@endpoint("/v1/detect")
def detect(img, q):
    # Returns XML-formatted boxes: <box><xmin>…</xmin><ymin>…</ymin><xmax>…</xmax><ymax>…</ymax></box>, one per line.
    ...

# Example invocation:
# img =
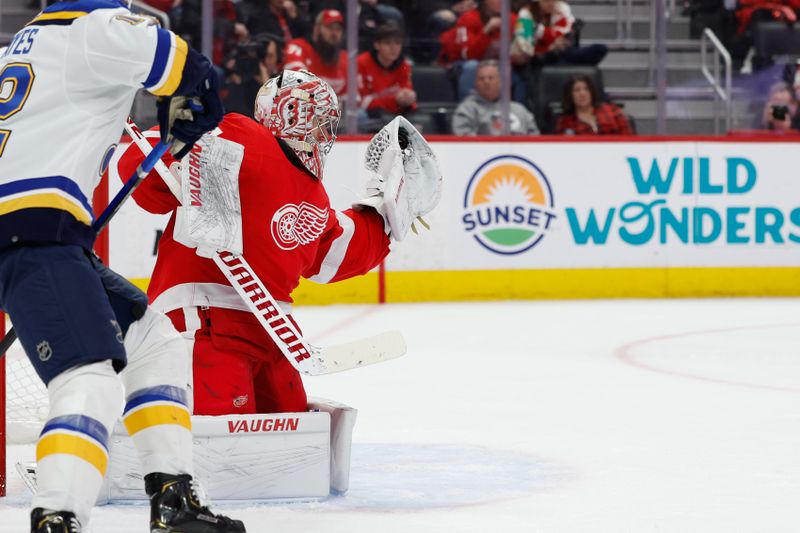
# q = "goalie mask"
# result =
<box><xmin>254</xmin><ymin>70</ymin><xmax>340</xmax><ymax>179</ymax></box>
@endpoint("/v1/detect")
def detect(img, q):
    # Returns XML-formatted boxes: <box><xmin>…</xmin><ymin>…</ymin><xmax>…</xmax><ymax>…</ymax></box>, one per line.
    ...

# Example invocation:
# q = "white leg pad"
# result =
<box><xmin>119</xmin><ymin>308</ymin><xmax>193</xmax><ymax>476</ymax></box>
<box><xmin>308</xmin><ymin>397</ymin><xmax>357</xmax><ymax>494</ymax></box>
<box><xmin>98</xmin><ymin>397</ymin><xmax>357</xmax><ymax>503</ymax></box>
<box><xmin>33</xmin><ymin>360</ymin><xmax>122</xmax><ymax>527</ymax></box>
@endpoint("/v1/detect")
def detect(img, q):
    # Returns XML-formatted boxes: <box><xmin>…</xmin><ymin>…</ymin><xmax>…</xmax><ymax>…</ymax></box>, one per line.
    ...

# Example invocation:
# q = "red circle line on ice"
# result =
<box><xmin>615</xmin><ymin>322</ymin><xmax>800</xmax><ymax>394</ymax></box>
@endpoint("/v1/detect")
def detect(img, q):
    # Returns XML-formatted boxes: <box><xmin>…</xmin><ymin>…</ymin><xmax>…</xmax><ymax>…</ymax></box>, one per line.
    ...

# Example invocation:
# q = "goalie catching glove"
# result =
<box><xmin>357</xmin><ymin>116</ymin><xmax>442</xmax><ymax>241</ymax></box>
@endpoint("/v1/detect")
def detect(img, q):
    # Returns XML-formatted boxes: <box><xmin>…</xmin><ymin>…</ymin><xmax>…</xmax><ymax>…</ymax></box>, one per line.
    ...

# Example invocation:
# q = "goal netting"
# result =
<box><xmin>4</xmin><ymin>342</ymin><xmax>49</xmax><ymax>444</ymax></box>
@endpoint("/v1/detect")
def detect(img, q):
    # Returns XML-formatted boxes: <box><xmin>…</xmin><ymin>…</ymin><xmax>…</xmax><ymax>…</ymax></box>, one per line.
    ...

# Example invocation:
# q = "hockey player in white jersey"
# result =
<box><xmin>0</xmin><ymin>1</ymin><xmax>245</xmax><ymax>532</ymax></box>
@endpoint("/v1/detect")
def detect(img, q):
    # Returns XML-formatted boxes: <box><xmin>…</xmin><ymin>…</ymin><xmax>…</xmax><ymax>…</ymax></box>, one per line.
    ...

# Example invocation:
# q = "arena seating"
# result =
<box><xmin>754</xmin><ymin>20</ymin><xmax>800</xmax><ymax>63</ymax></box>
<box><xmin>411</xmin><ymin>64</ymin><xmax>458</xmax><ymax>134</ymax></box>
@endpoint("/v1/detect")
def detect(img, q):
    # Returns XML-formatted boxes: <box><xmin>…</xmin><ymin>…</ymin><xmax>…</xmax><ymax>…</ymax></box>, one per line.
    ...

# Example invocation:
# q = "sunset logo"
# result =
<box><xmin>462</xmin><ymin>155</ymin><xmax>557</xmax><ymax>255</ymax></box>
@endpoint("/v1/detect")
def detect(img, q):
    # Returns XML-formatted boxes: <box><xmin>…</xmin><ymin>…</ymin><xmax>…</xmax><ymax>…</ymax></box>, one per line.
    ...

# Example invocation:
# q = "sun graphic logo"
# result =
<box><xmin>462</xmin><ymin>155</ymin><xmax>557</xmax><ymax>255</ymax></box>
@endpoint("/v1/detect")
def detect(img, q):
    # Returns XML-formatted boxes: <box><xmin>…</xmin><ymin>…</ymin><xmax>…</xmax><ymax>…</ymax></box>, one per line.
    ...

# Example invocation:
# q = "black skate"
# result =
<box><xmin>145</xmin><ymin>473</ymin><xmax>246</xmax><ymax>533</ymax></box>
<box><xmin>30</xmin><ymin>509</ymin><xmax>81</xmax><ymax>532</ymax></box>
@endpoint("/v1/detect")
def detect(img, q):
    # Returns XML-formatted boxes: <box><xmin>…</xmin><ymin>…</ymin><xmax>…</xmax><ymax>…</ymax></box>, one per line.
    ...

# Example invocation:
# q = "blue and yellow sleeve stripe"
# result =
<box><xmin>26</xmin><ymin>11</ymin><xmax>88</xmax><ymax>27</ymax></box>
<box><xmin>143</xmin><ymin>28</ymin><xmax>188</xmax><ymax>97</ymax></box>
<box><xmin>0</xmin><ymin>176</ymin><xmax>94</xmax><ymax>225</ymax></box>
<box><xmin>37</xmin><ymin>415</ymin><xmax>110</xmax><ymax>475</ymax></box>
<box><xmin>123</xmin><ymin>385</ymin><xmax>192</xmax><ymax>436</ymax></box>
<box><xmin>26</xmin><ymin>0</ymin><xmax>129</xmax><ymax>26</ymax></box>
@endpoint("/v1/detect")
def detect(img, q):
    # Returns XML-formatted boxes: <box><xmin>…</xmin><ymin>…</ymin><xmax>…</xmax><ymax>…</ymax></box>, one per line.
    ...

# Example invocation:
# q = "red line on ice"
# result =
<box><xmin>614</xmin><ymin>322</ymin><xmax>800</xmax><ymax>394</ymax></box>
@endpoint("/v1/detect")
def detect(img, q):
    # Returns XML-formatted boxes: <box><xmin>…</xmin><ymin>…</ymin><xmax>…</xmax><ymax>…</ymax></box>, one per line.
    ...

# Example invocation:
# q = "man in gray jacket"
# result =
<box><xmin>452</xmin><ymin>60</ymin><xmax>540</xmax><ymax>136</ymax></box>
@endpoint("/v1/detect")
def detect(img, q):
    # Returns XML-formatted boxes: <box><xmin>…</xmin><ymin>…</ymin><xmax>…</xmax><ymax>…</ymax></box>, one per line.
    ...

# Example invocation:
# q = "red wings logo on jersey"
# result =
<box><xmin>270</xmin><ymin>202</ymin><xmax>329</xmax><ymax>250</ymax></box>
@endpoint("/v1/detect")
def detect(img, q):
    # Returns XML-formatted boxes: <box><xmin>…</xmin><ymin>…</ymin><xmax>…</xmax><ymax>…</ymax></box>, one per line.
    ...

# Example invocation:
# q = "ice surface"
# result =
<box><xmin>2</xmin><ymin>299</ymin><xmax>799</xmax><ymax>532</ymax></box>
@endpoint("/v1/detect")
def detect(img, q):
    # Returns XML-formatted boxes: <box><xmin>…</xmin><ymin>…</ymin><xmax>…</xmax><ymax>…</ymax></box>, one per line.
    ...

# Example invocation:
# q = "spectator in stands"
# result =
<box><xmin>761</xmin><ymin>81</ymin><xmax>800</xmax><ymax>131</ymax></box>
<box><xmin>555</xmin><ymin>75</ymin><xmax>633</xmax><ymax>134</ymax></box>
<box><xmin>363</xmin><ymin>0</ymin><xmax>406</xmax><ymax>26</ymax></box>
<box><xmin>284</xmin><ymin>9</ymin><xmax>348</xmax><ymax>95</ymax></box>
<box><xmin>306</xmin><ymin>0</ymin><xmax>405</xmax><ymax>50</ymax></box>
<box><xmin>356</xmin><ymin>0</ymin><xmax>395</xmax><ymax>52</ymax></box>
<box><xmin>440</xmin><ymin>0</ymin><xmax>520</xmax><ymax>100</ymax></box>
<box><xmin>410</xmin><ymin>1</ymin><xmax>477</xmax><ymax>62</ymax></box>
<box><xmin>238</xmin><ymin>0</ymin><xmax>309</xmax><ymax>45</ymax></box>
<box><xmin>518</xmin><ymin>0</ymin><xmax>607</xmax><ymax>66</ymax></box>
<box><xmin>424</xmin><ymin>0</ymin><xmax>478</xmax><ymax>28</ymax></box>
<box><xmin>357</xmin><ymin>23</ymin><xmax>417</xmax><ymax>129</ymax></box>
<box><xmin>452</xmin><ymin>60</ymin><xmax>540</xmax><ymax>135</ymax></box>
<box><xmin>224</xmin><ymin>33</ymin><xmax>284</xmax><ymax>115</ymax></box>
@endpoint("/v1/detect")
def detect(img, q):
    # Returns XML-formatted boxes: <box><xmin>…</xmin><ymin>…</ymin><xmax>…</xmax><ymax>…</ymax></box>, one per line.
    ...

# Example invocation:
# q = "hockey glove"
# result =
<box><xmin>157</xmin><ymin>66</ymin><xmax>224</xmax><ymax>160</ymax></box>
<box><xmin>356</xmin><ymin>116</ymin><xmax>442</xmax><ymax>241</ymax></box>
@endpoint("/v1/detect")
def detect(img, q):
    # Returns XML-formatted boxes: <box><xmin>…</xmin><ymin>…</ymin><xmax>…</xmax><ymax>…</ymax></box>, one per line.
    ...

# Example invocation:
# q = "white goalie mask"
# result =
<box><xmin>254</xmin><ymin>70</ymin><xmax>340</xmax><ymax>179</ymax></box>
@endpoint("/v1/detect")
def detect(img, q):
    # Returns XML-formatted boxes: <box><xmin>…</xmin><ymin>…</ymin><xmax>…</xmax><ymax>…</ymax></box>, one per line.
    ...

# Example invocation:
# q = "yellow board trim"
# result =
<box><xmin>37</xmin><ymin>433</ymin><xmax>108</xmax><ymax>475</ymax></box>
<box><xmin>124</xmin><ymin>404</ymin><xmax>192</xmax><ymax>436</ymax></box>
<box><xmin>126</xmin><ymin>267</ymin><xmax>800</xmax><ymax>305</ymax></box>
<box><xmin>0</xmin><ymin>193</ymin><xmax>91</xmax><ymax>224</ymax></box>
<box><xmin>151</xmin><ymin>36</ymin><xmax>188</xmax><ymax>96</ymax></box>
<box><xmin>383</xmin><ymin>267</ymin><xmax>800</xmax><ymax>301</ymax></box>
<box><xmin>128</xmin><ymin>273</ymin><xmax>380</xmax><ymax>304</ymax></box>
<box><xmin>28</xmin><ymin>11</ymin><xmax>87</xmax><ymax>24</ymax></box>
<box><xmin>130</xmin><ymin>277</ymin><xmax>149</xmax><ymax>292</ymax></box>
<box><xmin>292</xmin><ymin>273</ymin><xmax>380</xmax><ymax>304</ymax></box>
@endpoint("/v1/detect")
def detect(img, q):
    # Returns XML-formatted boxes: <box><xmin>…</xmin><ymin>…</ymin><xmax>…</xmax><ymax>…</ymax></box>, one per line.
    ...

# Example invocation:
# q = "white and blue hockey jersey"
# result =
<box><xmin>0</xmin><ymin>0</ymin><xmax>195</xmax><ymax>250</ymax></box>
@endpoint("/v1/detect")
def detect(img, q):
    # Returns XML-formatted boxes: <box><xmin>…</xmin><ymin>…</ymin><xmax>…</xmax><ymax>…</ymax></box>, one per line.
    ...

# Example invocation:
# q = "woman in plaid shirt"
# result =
<box><xmin>555</xmin><ymin>75</ymin><xmax>633</xmax><ymax>135</ymax></box>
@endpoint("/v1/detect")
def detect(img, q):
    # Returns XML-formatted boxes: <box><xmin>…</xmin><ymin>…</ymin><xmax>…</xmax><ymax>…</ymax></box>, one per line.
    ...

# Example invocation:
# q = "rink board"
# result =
<box><xmin>107</xmin><ymin>136</ymin><xmax>800</xmax><ymax>301</ymax></box>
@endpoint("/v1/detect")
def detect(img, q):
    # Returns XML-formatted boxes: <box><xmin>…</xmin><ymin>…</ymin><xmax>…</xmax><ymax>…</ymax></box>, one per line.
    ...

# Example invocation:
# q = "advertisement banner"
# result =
<box><xmin>106</xmin><ymin>138</ymin><xmax>800</xmax><ymax>299</ymax></box>
<box><xmin>381</xmin><ymin>140</ymin><xmax>800</xmax><ymax>271</ymax></box>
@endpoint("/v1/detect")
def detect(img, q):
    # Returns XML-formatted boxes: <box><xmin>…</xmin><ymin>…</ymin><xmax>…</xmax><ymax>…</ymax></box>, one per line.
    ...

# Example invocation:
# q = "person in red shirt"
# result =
<box><xmin>115</xmin><ymin>71</ymin><xmax>394</xmax><ymax>415</ymax></box>
<box><xmin>439</xmin><ymin>0</ymin><xmax>522</xmax><ymax>101</ymax></box>
<box><xmin>284</xmin><ymin>9</ymin><xmax>348</xmax><ymax>95</ymax></box>
<box><xmin>450</xmin><ymin>0</ymin><xmax>517</xmax><ymax>62</ymax></box>
<box><xmin>554</xmin><ymin>75</ymin><xmax>633</xmax><ymax>135</ymax></box>
<box><xmin>525</xmin><ymin>0</ymin><xmax>606</xmax><ymax>66</ymax></box>
<box><xmin>357</xmin><ymin>23</ymin><xmax>417</xmax><ymax>129</ymax></box>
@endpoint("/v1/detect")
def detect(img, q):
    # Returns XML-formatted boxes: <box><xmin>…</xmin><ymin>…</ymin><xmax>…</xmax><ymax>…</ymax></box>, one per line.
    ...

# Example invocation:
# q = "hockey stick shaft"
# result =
<box><xmin>0</xmin><ymin>140</ymin><xmax>170</xmax><ymax>357</ymax></box>
<box><xmin>93</xmin><ymin>141</ymin><xmax>171</xmax><ymax>233</ymax></box>
<box><xmin>123</xmin><ymin>118</ymin><xmax>406</xmax><ymax>375</ymax></box>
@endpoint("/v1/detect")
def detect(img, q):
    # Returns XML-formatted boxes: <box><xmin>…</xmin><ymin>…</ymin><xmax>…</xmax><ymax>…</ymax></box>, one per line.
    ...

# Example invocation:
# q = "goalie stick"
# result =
<box><xmin>123</xmin><ymin>118</ymin><xmax>406</xmax><ymax>376</ymax></box>
<box><xmin>0</xmin><ymin>141</ymin><xmax>170</xmax><ymax>357</ymax></box>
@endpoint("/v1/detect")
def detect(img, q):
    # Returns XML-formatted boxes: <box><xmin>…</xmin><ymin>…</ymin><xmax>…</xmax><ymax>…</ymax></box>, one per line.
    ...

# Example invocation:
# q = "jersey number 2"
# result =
<box><xmin>0</xmin><ymin>62</ymin><xmax>36</xmax><ymax>157</ymax></box>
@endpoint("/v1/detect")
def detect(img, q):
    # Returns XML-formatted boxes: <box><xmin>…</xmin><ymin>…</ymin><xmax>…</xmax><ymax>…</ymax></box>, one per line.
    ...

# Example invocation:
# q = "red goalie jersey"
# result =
<box><xmin>117</xmin><ymin>113</ymin><xmax>390</xmax><ymax>414</ymax></box>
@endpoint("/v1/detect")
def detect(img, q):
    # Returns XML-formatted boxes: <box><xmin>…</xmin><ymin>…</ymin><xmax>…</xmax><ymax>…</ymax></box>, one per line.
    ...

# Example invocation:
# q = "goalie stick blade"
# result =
<box><xmin>309</xmin><ymin>330</ymin><xmax>407</xmax><ymax>376</ymax></box>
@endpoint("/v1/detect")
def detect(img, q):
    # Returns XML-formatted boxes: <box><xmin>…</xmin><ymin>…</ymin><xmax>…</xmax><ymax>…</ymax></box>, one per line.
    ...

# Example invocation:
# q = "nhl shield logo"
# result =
<box><xmin>37</xmin><ymin>341</ymin><xmax>52</xmax><ymax>362</ymax></box>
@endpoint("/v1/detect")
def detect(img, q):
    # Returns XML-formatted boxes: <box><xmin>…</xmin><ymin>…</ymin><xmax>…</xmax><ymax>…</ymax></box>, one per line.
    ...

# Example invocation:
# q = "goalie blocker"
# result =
<box><xmin>94</xmin><ymin>398</ymin><xmax>356</xmax><ymax>502</ymax></box>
